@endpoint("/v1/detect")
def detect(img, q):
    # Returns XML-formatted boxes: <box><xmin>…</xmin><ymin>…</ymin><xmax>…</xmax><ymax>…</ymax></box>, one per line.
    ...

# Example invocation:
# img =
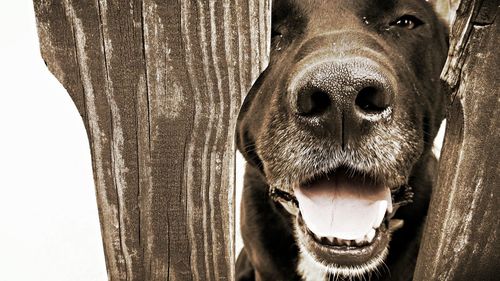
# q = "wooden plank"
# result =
<box><xmin>32</xmin><ymin>0</ymin><xmax>270</xmax><ymax>280</ymax></box>
<box><xmin>414</xmin><ymin>0</ymin><xmax>500</xmax><ymax>280</ymax></box>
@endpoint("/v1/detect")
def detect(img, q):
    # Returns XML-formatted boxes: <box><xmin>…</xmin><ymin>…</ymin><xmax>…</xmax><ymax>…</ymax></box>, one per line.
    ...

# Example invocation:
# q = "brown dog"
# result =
<box><xmin>236</xmin><ymin>0</ymin><xmax>449</xmax><ymax>280</ymax></box>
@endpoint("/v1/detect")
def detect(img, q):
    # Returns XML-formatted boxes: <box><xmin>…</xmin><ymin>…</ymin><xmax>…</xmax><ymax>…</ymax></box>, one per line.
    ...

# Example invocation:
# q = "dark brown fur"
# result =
<box><xmin>236</xmin><ymin>1</ymin><xmax>449</xmax><ymax>280</ymax></box>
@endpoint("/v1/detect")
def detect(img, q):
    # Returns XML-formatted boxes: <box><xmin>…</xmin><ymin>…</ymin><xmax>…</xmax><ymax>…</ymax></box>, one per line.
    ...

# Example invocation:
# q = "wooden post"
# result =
<box><xmin>33</xmin><ymin>0</ymin><xmax>270</xmax><ymax>280</ymax></box>
<box><xmin>414</xmin><ymin>0</ymin><xmax>499</xmax><ymax>280</ymax></box>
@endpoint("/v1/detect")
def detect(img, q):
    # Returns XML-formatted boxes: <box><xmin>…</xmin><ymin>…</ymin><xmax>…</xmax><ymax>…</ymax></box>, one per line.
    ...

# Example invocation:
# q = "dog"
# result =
<box><xmin>235</xmin><ymin>0</ymin><xmax>449</xmax><ymax>280</ymax></box>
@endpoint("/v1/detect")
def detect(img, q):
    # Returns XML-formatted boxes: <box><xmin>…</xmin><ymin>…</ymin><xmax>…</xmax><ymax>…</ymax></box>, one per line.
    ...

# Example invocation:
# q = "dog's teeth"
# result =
<box><xmin>373</xmin><ymin>201</ymin><xmax>387</xmax><ymax>228</ymax></box>
<box><xmin>327</xmin><ymin>237</ymin><xmax>335</xmax><ymax>243</ymax></box>
<box><xmin>345</xmin><ymin>240</ymin><xmax>351</xmax><ymax>246</ymax></box>
<box><xmin>366</xmin><ymin>228</ymin><xmax>376</xmax><ymax>242</ymax></box>
<box><xmin>355</xmin><ymin>238</ymin><xmax>365</xmax><ymax>245</ymax></box>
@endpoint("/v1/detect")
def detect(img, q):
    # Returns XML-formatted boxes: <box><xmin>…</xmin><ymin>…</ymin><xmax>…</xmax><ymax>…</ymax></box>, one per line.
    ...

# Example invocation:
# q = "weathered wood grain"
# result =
<box><xmin>414</xmin><ymin>0</ymin><xmax>500</xmax><ymax>280</ymax></box>
<box><xmin>33</xmin><ymin>0</ymin><xmax>270</xmax><ymax>280</ymax></box>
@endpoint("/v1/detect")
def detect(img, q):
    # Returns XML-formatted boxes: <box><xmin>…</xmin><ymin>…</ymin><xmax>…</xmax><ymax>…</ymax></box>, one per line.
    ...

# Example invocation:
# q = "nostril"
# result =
<box><xmin>296</xmin><ymin>88</ymin><xmax>331</xmax><ymax>116</ymax></box>
<box><xmin>355</xmin><ymin>86</ymin><xmax>389</xmax><ymax>114</ymax></box>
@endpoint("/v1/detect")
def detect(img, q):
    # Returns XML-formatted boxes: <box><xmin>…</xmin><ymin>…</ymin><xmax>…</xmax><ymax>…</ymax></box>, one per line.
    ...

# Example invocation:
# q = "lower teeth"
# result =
<box><xmin>314</xmin><ymin>231</ymin><xmax>375</xmax><ymax>247</ymax></box>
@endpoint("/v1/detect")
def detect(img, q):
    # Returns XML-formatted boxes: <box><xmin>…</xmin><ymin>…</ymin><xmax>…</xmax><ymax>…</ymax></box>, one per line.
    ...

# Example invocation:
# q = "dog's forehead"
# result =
<box><xmin>281</xmin><ymin>0</ymin><xmax>435</xmax><ymax>19</ymax></box>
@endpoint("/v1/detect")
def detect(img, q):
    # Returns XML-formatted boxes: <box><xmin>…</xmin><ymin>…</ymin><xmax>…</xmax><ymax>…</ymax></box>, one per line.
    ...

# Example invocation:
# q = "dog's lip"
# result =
<box><xmin>268</xmin><ymin>165</ymin><xmax>413</xmax><ymax>271</ymax></box>
<box><xmin>296</xmin><ymin>211</ymin><xmax>404</xmax><ymax>267</ymax></box>
<box><xmin>298</xmin><ymin>165</ymin><xmax>385</xmax><ymax>191</ymax></box>
<box><xmin>269</xmin><ymin>163</ymin><xmax>413</xmax><ymax>209</ymax></box>
<box><xmin>270</xmin><ymin>163</ymin><xmax>413</xmax><ymax>268</ymax></box>
<box><xmin>270</xmin><ymin>165</ymin><xmax>412</xmax><ymax>268</ymax></box>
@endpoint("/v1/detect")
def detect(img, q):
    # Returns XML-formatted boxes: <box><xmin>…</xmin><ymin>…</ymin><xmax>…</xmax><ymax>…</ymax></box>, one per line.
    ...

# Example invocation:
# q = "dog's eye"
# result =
<box><xmin>391</xmin><ymin>15</ymin><xmax>424</xmax><ymax>30</ymax></box>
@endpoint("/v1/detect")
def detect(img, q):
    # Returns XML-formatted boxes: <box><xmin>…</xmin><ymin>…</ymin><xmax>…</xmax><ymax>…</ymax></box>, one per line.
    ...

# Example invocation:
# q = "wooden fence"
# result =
<box><xmin>33</xmin><ymin>0</ymin><xmax>498</xmax><ymax>280</ymax></box>
<box><xmin>33</xmin><ymin>0</ymin><xmax>269</xmax><ymax>280</ymax></box>
<box><xmin>414</xmin><ymin>0</ymin><xmax>499</xmax><ymax>279</ymax></box>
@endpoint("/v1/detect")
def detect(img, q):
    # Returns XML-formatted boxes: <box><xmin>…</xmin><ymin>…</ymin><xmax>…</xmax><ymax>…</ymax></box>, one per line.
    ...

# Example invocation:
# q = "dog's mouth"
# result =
<box><xmin>271</xmin><ymin>166</ymin><xmax>413</xmax><ymax>275</ymax></box>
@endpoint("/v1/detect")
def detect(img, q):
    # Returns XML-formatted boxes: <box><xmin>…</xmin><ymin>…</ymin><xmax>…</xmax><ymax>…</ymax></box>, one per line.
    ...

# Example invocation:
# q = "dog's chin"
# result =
<box><xmin>294</xmin><ymin>215</ymin><xmax>393</xmax><ymax>279</ymax></box>
<box><xmin>297</xmin><ymin>235</ymin><xmax>389</xmax><ymax>281</ymax></box>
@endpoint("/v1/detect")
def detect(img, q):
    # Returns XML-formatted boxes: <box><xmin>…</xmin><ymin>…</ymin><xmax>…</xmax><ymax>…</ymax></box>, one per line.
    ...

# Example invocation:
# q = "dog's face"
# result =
<box><xmin>237</xmin><ymin>0</ymin><xmax>448</xmax><ymax>278</ymax></box>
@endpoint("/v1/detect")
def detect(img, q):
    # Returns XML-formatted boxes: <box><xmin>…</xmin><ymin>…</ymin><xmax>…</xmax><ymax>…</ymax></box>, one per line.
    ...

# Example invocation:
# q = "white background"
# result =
<box><xmin>0</xmin><ymin>1</ymin><xmax>107</xmax><ymax>280</ymax></box>
<box><xmin>0</xmin><ymin>1</ymin><xmax>444</xmax><ymax>281</ymax></box>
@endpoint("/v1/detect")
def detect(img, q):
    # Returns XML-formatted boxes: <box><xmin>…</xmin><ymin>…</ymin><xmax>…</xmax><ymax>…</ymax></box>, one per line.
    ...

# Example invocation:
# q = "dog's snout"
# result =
<box><xmin>290</xmin><ymin>58</ymin><xmax>394</xmax><ymax>126</ymax></box>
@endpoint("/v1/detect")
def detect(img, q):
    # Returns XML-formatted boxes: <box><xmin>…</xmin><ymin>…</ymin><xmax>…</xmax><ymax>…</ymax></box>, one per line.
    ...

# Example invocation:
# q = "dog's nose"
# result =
<box><xmin>290</xmin><ymin>59</ymin><xmax>394</xmax><ymax>124</ymax></box>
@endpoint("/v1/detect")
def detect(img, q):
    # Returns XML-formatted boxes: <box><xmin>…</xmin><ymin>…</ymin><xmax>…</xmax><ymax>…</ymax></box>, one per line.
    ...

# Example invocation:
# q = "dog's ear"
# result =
<box><xmin>427</xmin><ymin>0</ymin><xmax>454</xmax><ymax>27</ymax></box>
<box><xmin>236</xmin><ymin>67</ymin><xmax>270</xmax><ymax>172</ymax></box>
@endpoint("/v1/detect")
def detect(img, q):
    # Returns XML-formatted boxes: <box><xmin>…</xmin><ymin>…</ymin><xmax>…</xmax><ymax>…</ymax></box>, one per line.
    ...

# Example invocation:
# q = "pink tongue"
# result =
<box><xmin>295</xmin><ymin>179</ymin><xmax>392</xmax><ymax>240</ymax></box>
